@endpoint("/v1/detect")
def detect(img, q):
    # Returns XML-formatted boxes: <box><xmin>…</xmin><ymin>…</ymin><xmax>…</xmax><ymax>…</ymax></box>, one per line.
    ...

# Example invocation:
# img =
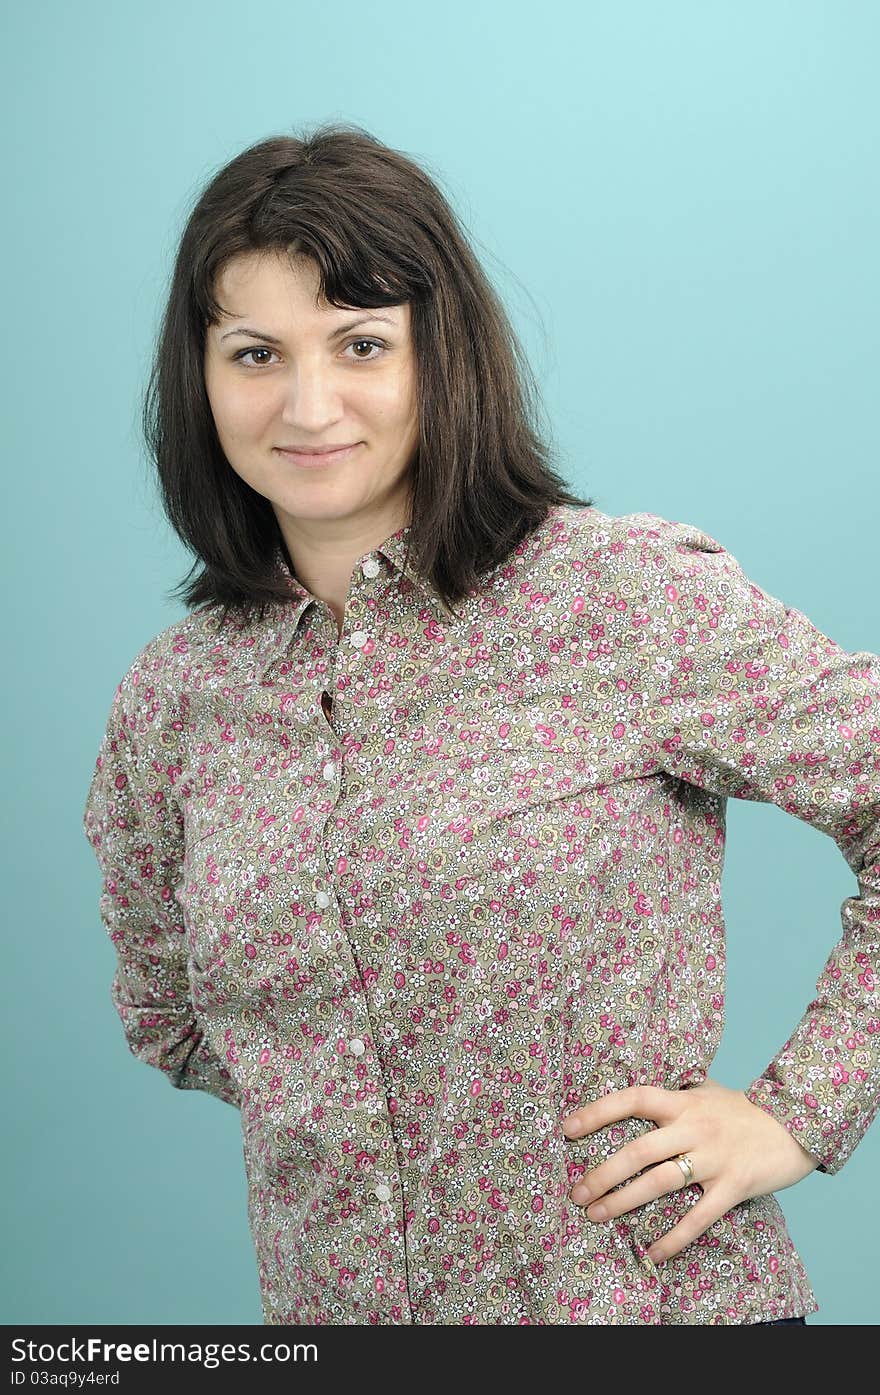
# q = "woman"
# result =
<box><xmin>82</xmin><ymin>122</ymin><xmax>878</xmax><ymax>1325</ymax></box>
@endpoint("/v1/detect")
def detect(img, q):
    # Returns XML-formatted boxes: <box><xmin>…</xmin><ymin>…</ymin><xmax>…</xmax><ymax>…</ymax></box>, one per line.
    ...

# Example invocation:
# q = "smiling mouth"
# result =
<box><xmin>275</xmin><ymin>443</ymin><xmax>362</xmax><ymax>466</ymax></box>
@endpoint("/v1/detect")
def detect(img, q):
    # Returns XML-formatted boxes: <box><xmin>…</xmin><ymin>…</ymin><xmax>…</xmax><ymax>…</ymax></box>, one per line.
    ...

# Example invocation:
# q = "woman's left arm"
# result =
<box><xmin>564</xmin><ymin>514</ymin><xmax>879</xmax><ymax>1256</ymax></box>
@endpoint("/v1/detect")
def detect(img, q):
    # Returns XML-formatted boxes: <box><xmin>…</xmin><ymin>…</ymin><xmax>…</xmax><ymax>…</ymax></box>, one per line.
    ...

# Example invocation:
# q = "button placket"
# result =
<box><xmin>324</xmin><ymin>554</ymin><xmax>399</xmax><ymax>1218</ymax></box>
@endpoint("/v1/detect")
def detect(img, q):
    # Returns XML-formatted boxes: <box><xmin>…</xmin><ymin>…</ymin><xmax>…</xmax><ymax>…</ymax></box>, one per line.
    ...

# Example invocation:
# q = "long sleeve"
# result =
<box><xmin>616</xmin><ymin>514</ymin><xmax>880</xmax><ymax>1176</ymax></box>
<box><xmin>82</xmin><ymin>656</ymin><xmax>241</xmax><ymax>1109</ymax></box>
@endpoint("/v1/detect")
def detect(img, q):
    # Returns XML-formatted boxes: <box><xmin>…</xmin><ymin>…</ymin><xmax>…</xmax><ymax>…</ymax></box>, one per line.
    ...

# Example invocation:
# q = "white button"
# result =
<box><xmin>349</xmin><ymin>1038</ymin><xmax>365</xmax><ymax>1056</ymax></box>
<box><xmin>362</xmin><ymin>557</ymin><xmax>380</xmax><ymax>578</ymax></box>
<box><xmin>373</xmin><ymin>1183</ymin><xmax>391</xmax><ymax>1202</ymax></box>
<box><xmin>315</xmin><ymin>890</ymin><xmax>331</xmax><ymax>908</ymax></box>
<box><xmin>322</xmin><ymin>762</ymin><xmax>336</xmax><ymax>781</ymax></box>
<box><xmin>350</xmin><ymin>630</ymin><xmax>368</xmax><ymax>648</ymax></box>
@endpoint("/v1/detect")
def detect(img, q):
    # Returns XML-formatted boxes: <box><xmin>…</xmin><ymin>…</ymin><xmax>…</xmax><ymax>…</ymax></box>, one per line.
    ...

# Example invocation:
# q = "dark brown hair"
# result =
<box><xmin>142</xmin><ymin>120</ymin><xmax>595</xmax><ymax>627</ymax></box>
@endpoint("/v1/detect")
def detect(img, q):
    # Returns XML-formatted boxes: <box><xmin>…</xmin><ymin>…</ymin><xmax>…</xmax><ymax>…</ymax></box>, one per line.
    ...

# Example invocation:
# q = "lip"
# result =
<box><xmin>275</xmin><ymin>443</ymin><xmax>361</xmax><ymax>467</ymax></box>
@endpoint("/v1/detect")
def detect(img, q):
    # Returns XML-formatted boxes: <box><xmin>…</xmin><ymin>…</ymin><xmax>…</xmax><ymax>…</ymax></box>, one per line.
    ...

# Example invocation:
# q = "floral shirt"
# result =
<box><xmin>82</xmin><ymin>503</ymin><xmax>880</xmax><ymax>1325</ymax></box>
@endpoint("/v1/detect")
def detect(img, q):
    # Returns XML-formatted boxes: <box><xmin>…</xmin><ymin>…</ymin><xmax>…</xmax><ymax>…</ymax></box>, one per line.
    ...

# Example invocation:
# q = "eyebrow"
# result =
<box><xmin>219</xmin><ymin>313</ymin><xmax>397</xmax><ymax>344</ymax></box>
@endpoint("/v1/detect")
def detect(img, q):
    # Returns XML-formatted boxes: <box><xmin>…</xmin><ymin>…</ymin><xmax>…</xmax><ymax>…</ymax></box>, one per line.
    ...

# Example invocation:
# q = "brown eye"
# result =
<box><xmin>233</xmin><ymin>347</ymin><xmax>279</xmax><ymax>368</ymax></box>
<box><xmin>345</xmin><ymin>338</ymin><xmax>386</xmax><ymax>361</ymax></box>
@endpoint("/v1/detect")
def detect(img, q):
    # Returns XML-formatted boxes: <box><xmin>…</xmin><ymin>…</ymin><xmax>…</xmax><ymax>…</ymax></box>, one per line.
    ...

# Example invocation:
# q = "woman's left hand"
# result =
<box><xmin>562</xmin><ymin>1077</ymin><xmax>819</xmax><ymax>1264</ymax></box>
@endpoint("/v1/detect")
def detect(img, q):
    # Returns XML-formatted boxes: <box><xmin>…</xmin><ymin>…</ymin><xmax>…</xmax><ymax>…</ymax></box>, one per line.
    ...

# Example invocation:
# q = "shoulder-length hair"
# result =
<box><xmin>143</xmin><ymin>120</ymin><xmax>595</xmax><ymax>627</ymax></box>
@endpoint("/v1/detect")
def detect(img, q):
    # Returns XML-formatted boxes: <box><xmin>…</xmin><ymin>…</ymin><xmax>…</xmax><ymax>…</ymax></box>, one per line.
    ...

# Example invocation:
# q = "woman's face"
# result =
<box><xmin>203</xmin><ymin>250</ymin><xmax>419</xmax><ymax>536</ymax></box>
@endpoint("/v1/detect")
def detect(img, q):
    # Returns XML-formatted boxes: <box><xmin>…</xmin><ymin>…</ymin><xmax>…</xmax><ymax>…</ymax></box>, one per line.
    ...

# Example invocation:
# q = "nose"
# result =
<box><xmin>279</xmin><ymin>357</ymin><xmax>346</xmax><ymax>434</ymax></box>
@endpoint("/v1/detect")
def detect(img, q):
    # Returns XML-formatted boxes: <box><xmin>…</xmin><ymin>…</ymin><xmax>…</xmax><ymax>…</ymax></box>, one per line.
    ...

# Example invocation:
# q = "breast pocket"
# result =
<box><xmin>177</xmin><ymin>802</ymin><xmax>298</xmax><ymax>973</ymax></box>
<box><xmin>481</xmin><ymin>742</ymin><xmax>595</xmax><ymax>810</ymax></box>
<box><xmin>447</xmin><ymin>737</ymin><xmax>603</xmax><ymax>838</ymax></box>
<box><xmin>182</xmin><ymin>781</ymin><xmax>294</xmax><ymax>869</ymax></box>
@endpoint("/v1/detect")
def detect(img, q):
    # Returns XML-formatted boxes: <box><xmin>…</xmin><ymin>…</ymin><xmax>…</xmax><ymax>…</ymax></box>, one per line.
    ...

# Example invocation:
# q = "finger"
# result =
<box><xmin>562</xmin><ymin>1083</ymin><xmax>680</xmax><ymax>1139</ymax></box>
<box><xmin>644</xmin><ymin>1191</ymin><xmax>731</xmax><ymax>1265</ymax></box>
<box><xmin>576</xmin><ymin>1155</ymin><xmax>698</xmax><ymax>1220</ymax></box>
<box><xmin>570</xmin><ymin>1127</ymin><xmax>694</xmax><ymax>1205</ymax></box>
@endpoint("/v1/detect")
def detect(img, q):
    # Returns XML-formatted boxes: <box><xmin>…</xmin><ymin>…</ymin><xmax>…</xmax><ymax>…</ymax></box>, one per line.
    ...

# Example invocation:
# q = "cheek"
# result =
<box><xmin>362</xmin><ymin>368</ymin><xmax>417</xmax><ymax>427</ymax></box>
<box><xmin>220</xmin><ymin>403</ymin><xmax>283</xmax><ymax>464</ymax></box>
<box><xmin>205</xmin><ymin>366</ymin><xmax>270</xmax><ymax>435</ymax></box>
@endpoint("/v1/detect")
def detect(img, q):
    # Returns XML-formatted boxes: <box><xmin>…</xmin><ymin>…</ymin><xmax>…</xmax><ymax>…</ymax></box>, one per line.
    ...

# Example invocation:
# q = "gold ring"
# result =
<box><xmin>674</xmin><ymin>1152</ymin><xmax>695</xmax><ymax>1186</ymax></box>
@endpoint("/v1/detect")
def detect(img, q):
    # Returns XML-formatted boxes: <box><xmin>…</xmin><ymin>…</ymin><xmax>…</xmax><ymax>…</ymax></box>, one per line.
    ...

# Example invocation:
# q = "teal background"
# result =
<box><xmin>3</xmin><ymin>0</ymin><xmax>877</xmax><ymax>1326</ymax></box>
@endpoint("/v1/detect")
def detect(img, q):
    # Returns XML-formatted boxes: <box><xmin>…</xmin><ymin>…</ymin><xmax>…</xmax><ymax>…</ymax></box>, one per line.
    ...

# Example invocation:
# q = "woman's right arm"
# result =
<box><xmin>82</xmin><ymin>660</ymin><xmax>241</xmax><ymax>1109</ymax></box>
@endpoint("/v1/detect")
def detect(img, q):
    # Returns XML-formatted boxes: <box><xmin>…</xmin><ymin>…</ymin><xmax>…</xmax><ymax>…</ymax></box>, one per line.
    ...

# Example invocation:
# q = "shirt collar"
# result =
<box><xmin>241</xmin><ymin>523</ymin><xmax>457</xmax><ymax>680</ymax></box>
